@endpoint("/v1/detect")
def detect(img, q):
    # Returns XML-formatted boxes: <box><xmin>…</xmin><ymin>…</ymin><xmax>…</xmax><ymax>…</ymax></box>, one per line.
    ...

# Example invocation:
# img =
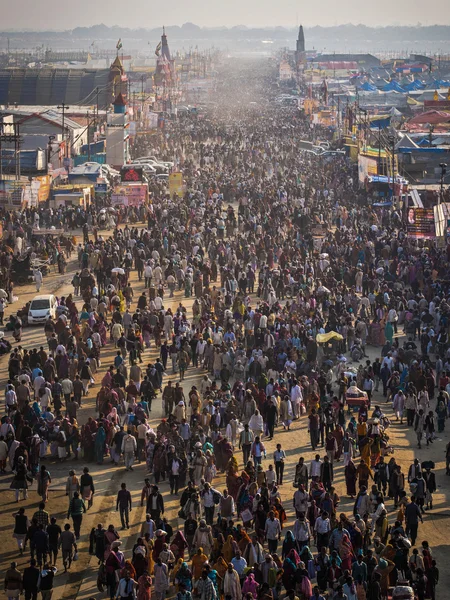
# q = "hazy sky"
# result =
<box><xmin>1</xmin><ymin>0</ymin><xmax>449</xmax><ymax>29</ymax></box>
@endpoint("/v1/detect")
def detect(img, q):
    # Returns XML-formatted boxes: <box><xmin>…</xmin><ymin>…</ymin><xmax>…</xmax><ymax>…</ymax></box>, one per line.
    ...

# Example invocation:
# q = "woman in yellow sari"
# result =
<box><xmin>212</xmin><ymin>556</ymin><xmax>228</xmax><ymax>579</ymax></box>
<box><xmin>222</xmin><ymin>535</ymin><xmax>238</xmax><ymax>563</ymax></box>
<box><xmin>171</xmin><ymin>558</ymin><xmax>183</xmax><ymax>585</ymax></box>
<box><xmin>237</xmin><ymin>528</ymin><xmax>251</xmax><ymax>554</ymax></box>
<box><xmin>143</xmin><ymin>533</ymin><xmax>155</xmax><ymax>575</ymax></box>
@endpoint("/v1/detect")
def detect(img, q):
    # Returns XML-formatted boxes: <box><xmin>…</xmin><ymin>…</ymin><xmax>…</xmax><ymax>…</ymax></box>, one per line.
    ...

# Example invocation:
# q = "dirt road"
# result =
<box><xmin>0</xmin><ymin>228</ymin><xmax>448</xmax><ymax>600</ymax></box>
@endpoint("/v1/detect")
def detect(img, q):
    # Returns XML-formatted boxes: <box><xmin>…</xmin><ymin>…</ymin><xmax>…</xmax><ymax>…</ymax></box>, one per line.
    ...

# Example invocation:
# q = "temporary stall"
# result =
<box><xmin>111</xmin><ymin>183</ymin><xmax>149</xmax><ymax>207</ymax></box>
<box><xmin>51</xmin><ymin>185</ymin><xmax>92</xmax><ymax>210</ymax></box>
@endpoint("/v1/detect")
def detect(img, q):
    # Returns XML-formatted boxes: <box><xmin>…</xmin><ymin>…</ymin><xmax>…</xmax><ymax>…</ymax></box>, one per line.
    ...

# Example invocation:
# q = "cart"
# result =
<box><xmin>388</xmin><ymin>584</ymin><xmax>414</xmax><ymax>600</ymax></box>
<box><xmin>345</xmin><ymin>385</ymin><xmax>369</xmax><ymax>411</ymax></box>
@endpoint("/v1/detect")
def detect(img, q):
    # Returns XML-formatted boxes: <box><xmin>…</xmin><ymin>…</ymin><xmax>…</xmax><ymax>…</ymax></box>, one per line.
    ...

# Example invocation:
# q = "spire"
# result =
<box><xmin>110</xmin><ymin>55</ymin><xmax>123</xmax><ymax>73</ymax></box>
<box><xmin>297</xmin><ymin>25</ymin><xmax>305</xmax><ymax>54</ymax></box>
<box><xmin>160</xmin><ymin>26</ymin><xmax>171</xmax><ymax>62</ymax></box>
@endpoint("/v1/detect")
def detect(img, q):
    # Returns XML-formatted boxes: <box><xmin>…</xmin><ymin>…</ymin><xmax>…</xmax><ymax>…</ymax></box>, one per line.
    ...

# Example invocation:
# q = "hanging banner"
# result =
<box><xmin>358</xmin><ymin>155</ymin><xmax>378</xmax><ymax>183</ymax></box>
<box><xmin>169</xmin><ymin>172</ymin><xmax>184</xmax><ymax>198</ymax></box>
<box><xmin>111</xmin><ymin>184</ymin><xmax>148</xmax><ymax>207</ymax></box>
<box><xmin>407</xmin><ymin>208</ymin><xmax>435</xmax><ymax>239</ymax></box>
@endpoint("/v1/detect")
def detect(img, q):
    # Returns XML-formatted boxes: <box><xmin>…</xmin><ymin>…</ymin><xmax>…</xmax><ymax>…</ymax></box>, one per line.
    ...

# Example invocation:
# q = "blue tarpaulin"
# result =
<box><xmin>359</xmin><ymin>82</ymin><xmax>377</xmax><ymax>92</ymax></box>
<box><xmin>370</xmin><ymin>117</ymin><xmax>391</xmax><ymax>129</ymax></box>
<box><xmin>382</xmin><ymin>81</ymin><xmax>406</xmax><ymax>92</ymax></box>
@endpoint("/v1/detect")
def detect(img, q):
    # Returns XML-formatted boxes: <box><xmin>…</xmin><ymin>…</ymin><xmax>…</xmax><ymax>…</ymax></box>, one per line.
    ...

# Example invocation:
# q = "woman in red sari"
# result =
<box><xmin>338</xmin><ymin>533</ymin><xmax>354</xmax><ymax>572</ymax></box>
<box><xmin>331</xmin><ymin>425</ymin><xmax>344</xmax><ymax>461</ymax></box>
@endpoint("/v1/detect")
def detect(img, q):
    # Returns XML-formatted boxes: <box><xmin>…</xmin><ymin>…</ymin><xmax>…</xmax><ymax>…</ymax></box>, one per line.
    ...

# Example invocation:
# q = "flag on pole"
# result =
<box><xmin>155</xmin><ymin>41</ymin><xmax>162</xmax><ymax>56</ymax></box>
<box><xmin>116</xmin><ymin>38</ymin><xmax>123</xmax><ymax>50</ymax></box>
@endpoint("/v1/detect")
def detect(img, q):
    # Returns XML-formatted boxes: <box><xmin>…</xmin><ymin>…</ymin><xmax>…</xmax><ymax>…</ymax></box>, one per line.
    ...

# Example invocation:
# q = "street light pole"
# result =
<box><xmin>439</xmin><ymin>162</ymin><xmax>447</xmax><ymax>204</ymax></box>
<box><xmin>57</xmin><ymin>103</ymin><xmax>70</xmax><ymax>158</ymax></box>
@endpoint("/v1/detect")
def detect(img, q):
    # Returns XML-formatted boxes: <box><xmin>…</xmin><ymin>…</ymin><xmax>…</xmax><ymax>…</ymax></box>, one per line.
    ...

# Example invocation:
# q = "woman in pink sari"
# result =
<box><xmin>98</xmin><ymin>319</ymin><xmax>107</xmax><ymax>346</ymax></box>
<box><xmin>338</xmin><ymin>533</ymin><xmax>354</xmax><ymax>572</ymax></box>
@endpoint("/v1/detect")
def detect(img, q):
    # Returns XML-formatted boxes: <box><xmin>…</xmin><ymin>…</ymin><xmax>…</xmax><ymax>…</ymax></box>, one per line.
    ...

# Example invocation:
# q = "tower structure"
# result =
<box><xmin>295</xmin><ymin>25</ymin><xmax>306</xmax><ymax>66</ymax></box>
<box><xmin>106</xmin><ymin>92</ymin><xmax>129</xmax><ymax>168</ymax></box>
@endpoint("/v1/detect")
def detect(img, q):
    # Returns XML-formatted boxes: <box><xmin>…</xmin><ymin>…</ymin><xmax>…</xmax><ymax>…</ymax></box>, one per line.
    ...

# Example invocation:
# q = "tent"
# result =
<box><xmin>359</xmin><ymin>81</ymin><xmax>377</xmax><ymax>92</ymax></box>
<box><xmin>383</xmin><ymin>81</ymin><xmax>406</xmax><ymax>93</ymax></box>
<box><xmin>396</xmin><ymin>134</ymin><xmax>419</xmax><ymax>149</ymax></box>
<box><xmin>408</xmin><ymin>109</ymin><xmax>450</xmax><ymax>125</ymax></box>
<box><xmin>404</xmin><ymin>80</ymin><xmax>425</xmax><ymax>92</ymax></box>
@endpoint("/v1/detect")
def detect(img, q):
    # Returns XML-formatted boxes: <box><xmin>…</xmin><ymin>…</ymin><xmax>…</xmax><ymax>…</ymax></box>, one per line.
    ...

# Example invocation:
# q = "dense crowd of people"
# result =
<box><xmin>2</xmin><ymin>59</ymin><xmax>449</xmax><ymax>600</ymax></box>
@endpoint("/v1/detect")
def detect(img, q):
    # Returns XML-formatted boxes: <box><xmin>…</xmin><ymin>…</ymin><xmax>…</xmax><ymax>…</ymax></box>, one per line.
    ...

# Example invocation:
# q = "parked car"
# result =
<box><xmin>28</xmin><ymin>295</ymin><xmax>58</xmax><ymax>325</ymax></box>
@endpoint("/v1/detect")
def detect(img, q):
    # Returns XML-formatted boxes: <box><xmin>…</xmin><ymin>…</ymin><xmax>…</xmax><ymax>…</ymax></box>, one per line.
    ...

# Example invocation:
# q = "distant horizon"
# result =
<box><xmin>1</xmin><ymin>22</ymin><xmax>450</xmax><ymax>33</ymax></box>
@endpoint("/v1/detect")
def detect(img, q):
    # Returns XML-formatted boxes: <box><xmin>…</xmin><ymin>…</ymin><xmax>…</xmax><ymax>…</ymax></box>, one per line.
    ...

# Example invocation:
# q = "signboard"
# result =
<box><xmin>0</xmin><ymin>181</ymin><xmax>24</xmax><ymax>207</ymax></box>
<box><xmin>120</xmin><ymin>166</ymin><xmax>143</xmax><ymax>182</ymax></box>
<box><xmin>36</xmin><ymin>175</ymin><xmax>51</xmax><ymax>202</ymax></box>
<box><xmin>169</xmin><ymin>172</ymin><xmax>184</xmax><ymax>198</ymax></box>
<box><xmin>407</xmin><ymin>208</ymin><xmax>435</xmax><ymax>239</ymax></box>
<box><xmin>95</xmin><ymin>183</ymin><xmax>108</xmax><ymax>193</ymax></box>
<box><xmin>111</xmin><ymin>184</ymin><xmax>148</xmax><ymax>207</ymax></box>
<box><xmin>358</xmin><ymin>155</ymin><xmax>378</xmax><ymax>183</ymax></box>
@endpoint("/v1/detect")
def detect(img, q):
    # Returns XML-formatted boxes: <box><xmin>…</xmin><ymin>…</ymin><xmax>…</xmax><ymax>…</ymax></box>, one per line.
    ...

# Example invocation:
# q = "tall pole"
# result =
<box><xmin>390</xmin><ymin>135</ymin><xmax>396</xmax><ymax>197</ymax></box>
<box><xmin>16</xmin><ymin>123</ymin><xmax>20</xmax><ymax>181</ymax></box>
<box><xmin>378</xmin><ymin>125</ymin><xmax>381</xmax><ymax>175</ymax></box>
<box><xmin>57</xmin><ymin>103</ymin><xmax>70</xmax><ymax>158</ymax></box>
<box><xmin>86</xmin><ymin>111</ymin><xmax>91</xmax><ymax>161</ymax></box>
<box><xmin>0</xmin><ymin>123</ymin><xmax>2</xmax><ymax>181</ymax></box>
<box><xmin>141</xmin><ymin>75</ymin><xmax>145</xmax><ymax>119</ymax></box>
<box><xmin>439</xmin><ymin>163</ymin><xmax>447</xmax><ymax>204</ymax></box>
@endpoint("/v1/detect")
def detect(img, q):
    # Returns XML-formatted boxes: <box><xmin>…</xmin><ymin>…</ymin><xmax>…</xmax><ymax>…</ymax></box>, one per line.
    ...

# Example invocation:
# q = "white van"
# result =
<box><xmin>28</xmin><ymin>295</ymin><xmax>58</xmax><ymax>324</ymax></box>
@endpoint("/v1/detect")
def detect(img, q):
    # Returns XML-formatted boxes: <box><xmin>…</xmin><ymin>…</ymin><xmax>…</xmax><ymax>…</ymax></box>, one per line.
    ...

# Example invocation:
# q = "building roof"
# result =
<box><xmin>0</xmin><ymin>68</ymin><xmax>112</xmax><ymax>107</ymax></box>
<box><xmin>17</xmin><ymin>110</ymin><xmax>83</xmax><ymax>130</ymax></box>
<box><xmin>314</xmin><ymin>53</ymin><xmax>380</xmax><ymax>66</ymax></box>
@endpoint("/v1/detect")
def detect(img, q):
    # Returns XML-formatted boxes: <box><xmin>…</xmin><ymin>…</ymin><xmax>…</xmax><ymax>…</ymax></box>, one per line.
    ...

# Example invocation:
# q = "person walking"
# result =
<box><xmin>116</xmin><ymin>482</ymin><xmax>132</xmax><ymax>530</ymax></box>
<box><xmin>34</xmin><ymin>269</ymin><xmax>43</xmax><ymax>293</ymax></box>
<box><xmin>4</xmin><ymin>561</ymin><xmax>22</xmax><ymax>600</ymax></box>
<box><xmin>37</xmin><ymin>564</ymin><xmax>56</xmax><ymax>600</ymax></box>
<box><xmin>12</xmin><ymin>507</ymin><xmax>29</xmax><ymax>555</ymax></box>
<box><xmin>273</xmin><ymin>443</ymin><xmax>286</xmax><ymax>486</ymax></box>
<box><xmin>59</xmin><ymin>523</ymin><xmax>77</xmax><ymax>573</ymax></box>
<box><xmin>36</xmin><ymin>466</ymin><xmax>51</xmax><ymax>503</ymax></box>
<box><xmin>264</xmin><ymin>510</ymin><xmax>281</xmax><ymax>554</ymax></box>
<box><xmin>22</xmin><ymin>559</ymin><xmax>39</xmax><ymax>600</ymax></box>
<box><xmin>80</xmin><ymin>467</ymin><xmax>95</xmax><ymax>509</ymax></box>
<box><xmin>67</xmin><ymin>492</ymin><xmax>86</xmax><ymax>540</ymax></box>
<box><xmin>405</xmin><ymin>496</ymin><xmax>423</xmax><ymax>545</ymax></box>
<box><xmin>122</xmin><ymin>429</ymin><xmax>137</xmax><ymax>472</ymax></box>
<box><xmin>146</xmin><ymin>485</ymin><xmax>164</xmax><ymax>522</ymax></box>
<box><xmin>116</xmin><ymin>572</ymin><xmax>138</xmax><ymax>600</ymax></box>
<box><xmin>239</xmin><ymin>424</ymin><xmax>254</xmax><ymax>465</ymax></box>
<box><xmin>46</xmin><ymin>518</ymin><xmax>61</xmax><ymax>566</ymax></box>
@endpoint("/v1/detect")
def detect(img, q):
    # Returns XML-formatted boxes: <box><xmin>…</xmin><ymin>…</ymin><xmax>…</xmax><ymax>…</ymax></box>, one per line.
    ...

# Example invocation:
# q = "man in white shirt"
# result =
<box><xmin>310</xmin><ymin>455</ymin><xmax>322</xmax><ymax>480</ymax></box>
<box><xmin>116</xmin><ymin>574</ymin><xmax>137</xmax><ymax>600</ymax></box>
<box><xmin>231</xmin><ymin>551</ymin><xmax>247</xmax><ymax>580</ymax></box>
<box><xmin>201</xmin><ymin>483</ymin><xmax>220</xmax><ymax>525</ymax></box>
<box><xmin>122</xmin><ymin>431</ymin><xmax>137</xmax><ymax>471</ymax></box>
<box><xmin>264</xmin><ymin>511</ymin><xmax>281</xmax><ymax>554</ymax></box>
<box><xmin>314</xmin><ymin>511</ymin><xmax>331</xmax><ymax>551</ymax></box>
<box><xmin>137</xmin><ymin>421</ymin><xmax>149</xmax><ymax>462</ymax></box>
<box><xmin>290</xmin><ymin>380</ymin><xmax>303</xmax><ymax>418</ymax></box>
<box><xmin>293</xmin><ymin>484</ymin><xmax>309</xmax><ymax>517</ymax></box>
<box><xmin>61</xmin><ymin>377</ymin><xmax>74</xmax><ymax>403</ymax></box>
<box><xmin>293</xmin><ymin>514</ymin><xmax>312</xmax><ymax>549</ymax></box>
<box><xmin>33</xmin><ymin>374</ymin><xmax>45</xmax><ymax>399</ymax></box>
<box><xmin>381</xmin><ymin>353</ymin><xmax>394</xmax><ymax>372</ymax></box>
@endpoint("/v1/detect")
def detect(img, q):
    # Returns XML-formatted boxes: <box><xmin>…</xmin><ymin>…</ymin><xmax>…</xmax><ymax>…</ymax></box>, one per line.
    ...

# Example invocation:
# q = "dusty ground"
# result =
<box><xmin>0</xmin><ymin>226</ymin><xmax>448</xmax><ymax>600</ymax></box>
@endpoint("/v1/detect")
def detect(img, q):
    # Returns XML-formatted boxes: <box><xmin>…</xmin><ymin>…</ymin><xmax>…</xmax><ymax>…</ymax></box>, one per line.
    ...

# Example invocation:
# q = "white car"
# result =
<box><xmin>28</xmin><ymin>294</ymin><xmax>58</xmax><ymax>324</ymax></box>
